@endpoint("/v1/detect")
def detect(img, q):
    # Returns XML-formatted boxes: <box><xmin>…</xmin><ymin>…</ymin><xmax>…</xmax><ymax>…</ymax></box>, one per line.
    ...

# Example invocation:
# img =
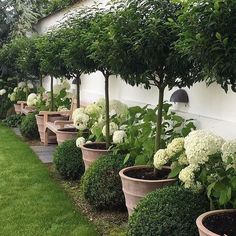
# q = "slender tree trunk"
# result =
<box><xmin>104</xmin><ymin>73</ymin><xmax>110</xmax><ymax>149</ymax></box>
<box><xmin>155</xmin><ymin>86</ymin><xmax>165</xmax><ymax>152</ymax></box>
<box><xmin>76</xmin><ymin>74</ymin><xmax>80</xmax><ymax>108</ymax></box>
<box><xmin>50</xmin><ymin>75</ymin><xmax>54</xmax><ymax>111</ymax></box>
<box><xmin>40</xmin><ymin>74</ymin><xmax>43</xmax><ymax>88</ymax></box>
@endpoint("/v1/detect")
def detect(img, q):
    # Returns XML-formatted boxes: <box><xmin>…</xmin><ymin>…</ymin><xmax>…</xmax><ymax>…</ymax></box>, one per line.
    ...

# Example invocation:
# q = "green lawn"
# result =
<box><xmin>0</xmin><ymin>124</ymin><xmax>97</xmax><ymax>236</ymax></box>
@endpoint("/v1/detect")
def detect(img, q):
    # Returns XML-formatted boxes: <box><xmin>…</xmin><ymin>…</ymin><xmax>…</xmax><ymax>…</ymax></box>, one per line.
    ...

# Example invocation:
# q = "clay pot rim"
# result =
<box><xmin>81</xmin><ymin>142</ymin><xmax>108</xmax><ymax>152</ymax></box>
<box><xmin>57</xmin><ymin>129</ymin><xmax>78</xmax><ymax>134</ymax></box>
<box><xmin>119</xmin><ymin>165</ymin><xmax>177</xmax><ymax>183</ymax></box>
<box><xmin>196</xmin><ymin>209</ymin><xmax>236</xmax><ymax>236</ymax></box>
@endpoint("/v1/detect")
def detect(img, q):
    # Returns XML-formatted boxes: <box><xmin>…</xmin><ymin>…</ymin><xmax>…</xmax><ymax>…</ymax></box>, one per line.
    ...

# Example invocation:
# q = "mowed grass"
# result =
<box><xmin>0</xmin><ymin>124</ymin><xmax>97</xmax><ymax>236</ymax></box>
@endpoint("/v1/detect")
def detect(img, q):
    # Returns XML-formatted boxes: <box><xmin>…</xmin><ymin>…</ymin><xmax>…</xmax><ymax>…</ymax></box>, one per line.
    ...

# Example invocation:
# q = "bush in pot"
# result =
<box><xmin>127</xmin><ymin>186</ymin><xmax>209</xmax><ymax>236</ymax></box>
<box><xmin>3</xmin><ymin>114</ymin><xmax>23</xmax><ymax>127</ymax></box>
<box><xmin>53</xmin><ymin>139</ymin><xmax>85</xmax><ymax>180</ymax></box>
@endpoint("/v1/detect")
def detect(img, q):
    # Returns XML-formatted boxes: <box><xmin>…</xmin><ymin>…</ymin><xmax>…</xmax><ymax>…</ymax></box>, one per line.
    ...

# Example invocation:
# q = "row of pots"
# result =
<box><xmin>30</xmin><ymin>108</ymin><xmax>234</xmax><ymax>236</ymax></box>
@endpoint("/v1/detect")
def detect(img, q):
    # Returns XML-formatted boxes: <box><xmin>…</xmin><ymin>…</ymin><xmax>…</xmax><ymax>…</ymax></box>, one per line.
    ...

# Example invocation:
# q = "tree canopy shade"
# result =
<box><xmin>108</xmin><ymin>0</ymin><xmax>200</xmax><ymax>152</ymax></box>
<box><xmin>177</xmin><ymin>0</ymin><xmax>236</xmax><ymax>93</ymax></box>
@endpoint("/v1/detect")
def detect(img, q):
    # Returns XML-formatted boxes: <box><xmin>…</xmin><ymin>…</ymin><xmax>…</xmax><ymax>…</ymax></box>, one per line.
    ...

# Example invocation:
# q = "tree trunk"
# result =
<box><xmin>50</xmin><ymin>75</ymin><xmax>54</xmax><ymax>111</ymax></box>
<box><xmin>104</xmin><ymin>74</ymin><xmax>110</xmax><ymax>149</ymax></box>
<box><xmin>155</xmin><ymin>86</ymin><xmax>165</xmax><ymax>152</ymax></box>
<box><xmin>76</xmin><ymin>75</ymin><xmax>80</xmax><ymax>108</ymax></box>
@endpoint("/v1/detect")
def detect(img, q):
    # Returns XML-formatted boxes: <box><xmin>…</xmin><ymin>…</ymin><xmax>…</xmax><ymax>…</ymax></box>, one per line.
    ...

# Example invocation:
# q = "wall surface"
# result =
<box><xmin>36</xmin><ymin>0</ymin><xmax>236</xmax><ymax>140</ymax></box>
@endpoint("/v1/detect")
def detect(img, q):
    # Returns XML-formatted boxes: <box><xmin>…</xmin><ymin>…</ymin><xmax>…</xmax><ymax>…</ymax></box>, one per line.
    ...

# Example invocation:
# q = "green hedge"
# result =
<box><xmin>127</xmin><ymin>186</ymin><xmax>209</xmax><ymax>236</ymax></box>
<box><xmin>81</xmin><ymin>154</ymin><xmax>133</xmax><ymax>210</ymax></box>
<box><xmin>53</xmin><ymin>139</ymin><xmax>85</xmax><ymax>180</ymax></box>
<box><xmin>20</xmin><ymin>113</ymin><xmax>39</xmax><ymax>139</ymax></box>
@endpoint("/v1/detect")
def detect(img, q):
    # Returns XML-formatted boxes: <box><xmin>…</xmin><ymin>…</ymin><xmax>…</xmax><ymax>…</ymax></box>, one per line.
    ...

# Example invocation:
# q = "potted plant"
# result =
<box><xmin>65</xmin><ymin>7</ymin><xmax>121</xmax><ymax>163</ymax></box>
<box><xmin>154</xmin><ymin>130</ymin><xmax>236</xmax><ymax>234</ymax></box>
<box><xmin>103</xmin><ymin>0</ymin><xmax>200</xmax><ymax>214</ymax></box>
<box><xmin>74</xmin><ymin>99</ymin><xmax>128</xmax><ymax>169</ymax></box>
<box><xmin>116</xmin><ymin>103</ymin><xmax>195</xmax><ymax>214</ymax></box>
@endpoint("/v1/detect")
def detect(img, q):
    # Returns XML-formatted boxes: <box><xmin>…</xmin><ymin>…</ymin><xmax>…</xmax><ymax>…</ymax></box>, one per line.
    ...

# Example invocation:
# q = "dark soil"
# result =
<box><xmin>58</xmin><ymin>128</ymin><xmax>78</xmax><ymax>132</ymax></box>
<box><xmin>203</xmin><ymin>212</ymin><xmax>236</xmax><ymax>236</ymax></box>
<box><xmin>84</xmin><ymin>142</ymin><xmax>107</xmax><ymax>150</ymax></box>
<box><xmin>125</xmin><ymin>167</ymin><xmax>170</xmax><ymax>180</ymax></box>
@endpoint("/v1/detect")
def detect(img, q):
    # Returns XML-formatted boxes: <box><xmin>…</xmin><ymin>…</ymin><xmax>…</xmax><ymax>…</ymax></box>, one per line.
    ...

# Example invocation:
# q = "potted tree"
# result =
<box><xmin>177</xmin><ymin>0</ymin><xmax>236</xmax><ymax>233</ymax></box>
<box><xmin>66</xmin><ymin>7</ymin><xmax>118</xmax><ymax>167</ymax></box>
<box><xmin>106</xmin><ymin>0</ymin><xmax>200</xmax><ymax>214</ymax></box>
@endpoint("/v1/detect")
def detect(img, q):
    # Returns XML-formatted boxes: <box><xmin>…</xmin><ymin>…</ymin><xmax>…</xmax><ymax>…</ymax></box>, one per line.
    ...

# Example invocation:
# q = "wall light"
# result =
<box><xmin>170</xmin><ymin>89</ymin><xmax>189</xmax><ymax>103</ymax></box>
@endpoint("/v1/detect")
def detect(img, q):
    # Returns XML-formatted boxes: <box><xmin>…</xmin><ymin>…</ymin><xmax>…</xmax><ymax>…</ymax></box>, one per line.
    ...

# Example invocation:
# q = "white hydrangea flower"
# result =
<box><xmin>109</xmin><ymin>100</ymin><xmax>128</xmax><ymax>117</ymax></box>
<box><xmin>179</xmin><ymin>164</ymin><xmax>199</xmax><ymax>189</ymax></box>
<box><xmin>113</xmin><ymin>130</ymin><xmax>127</xmax><ymax>144</ymax></box>
<box><xmin>153</xmin><ymin>149</ymin><xmax>170</xmax><ymax>170</ymax></box>
<box><xmin>102</xmin><ymin>122</ymin><xmax>118</xmax><ymax>136</ymax></box>
<box><xmin>23</xmin><ymin>87</ymin><xmax>28</xmax><ymax>93</ymax></box>
<box><xmin>178</xmin><ymin>153</ymin><xmax>189</xmax><ymax>166</ymax></box>
<box><xmin>13</xmin><ymin>87</ymin><xmax>18</xmax><ymax>92</ymax></box>
<box><xmin>72</xmin><ymin>108</ymin><xmax>85</xmax><ymax>121</ymax></box>
<box><xmin>0</xmin><ymin>89</ymin><xmax>6</xmax><ymax>96</ymax></box>
<box><xmin>9</xmin><ymin>93</ymin><xmax>16</xmax><ymax>101</ymax></box>
<box><xmin>73</xmin><ymin>113</ymin><xmax>89</xmax><ymax>131</ymax></box>
<box><xmin>96</xmin><ymin>97</ymin><xmax>105</xmax><ymax>108</ymax></box>
<box><xmin>18</xmin><ymin>82</ymin><xmax>26</xmax><ymax>88</ymax></box>
<box><xmin>27</xmin><ymin>93</ymin><xmax>37</xmax><ymax>106</ymax></box>
<box><xmin>221</xmin><ymin>140</ymin><xmax>236</xmax><ymax>165</ymax></box>
<box><xmin>57</xmin><ymin>106</ymin><xmax>69</xmax><ymax>112</ymax></box>
<box><xmin>84</xmin><ymin>103</ymin><xmax>101</xmax><ymax>116</ymax></box>
<box><xmin>86</xmin><ymin>140</ymin><xmax>92</xmax><ymax>144</ymax></box>
<box><xmin>166</xmin><ymin>138</ymin><xmax>185</xmax><ymax>157</ymax></box>
<box><xmin>27</xmin><ymin>81</ymin><xmax>34</xmax><ymax>89</ymax></box>
<box><xmin>62</xmin><ymin>80</ymin><xmax>70</xmax><ymax>90</ymax></box>
<box><xmin>184</xmin><ymin>130</ymin><xmax>224</xmax><ymax>165</ymax></box>
<box><xmin>76</xmin><ymin>137</ymin><xmax>85</xmax><ymax>148</ymax></box>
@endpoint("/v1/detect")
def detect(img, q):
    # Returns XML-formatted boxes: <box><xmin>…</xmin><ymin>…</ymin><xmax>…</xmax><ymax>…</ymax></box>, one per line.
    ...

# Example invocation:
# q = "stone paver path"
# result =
<box><xmin>12</xmin><ymin>128</ymin><xmax>56</xmax><ymax>164</ymax></box>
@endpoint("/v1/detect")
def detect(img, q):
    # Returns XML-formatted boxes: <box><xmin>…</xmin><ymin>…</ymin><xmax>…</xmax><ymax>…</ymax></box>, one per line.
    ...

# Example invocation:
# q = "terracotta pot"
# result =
<box><xmin>35</xmin><ymin>115</ymin><xmax>68</xmax><ymax>144</ymax></box>
<box><xmin>80</xmin><ymin>142</ymin><xmax>109</xmax><ymax>170</ymax></box>
<box><xmin>196</xmin><ymin>209</ymin><xmax>236</xmax><ymax>236</ymax></box>
<box><xmin>56</xmin><ymin>128</ymin><xmax>78</xmax><ymax>145</ymax></box>
<box><xmin>14</xmin><ymin>104</ymin><xmax>21</xmax><ymax>114</ymax></box>
<box><xmin>119</xmin><ymin>165</ymin><xmax>177</xmax><ymax>215</ymax></box>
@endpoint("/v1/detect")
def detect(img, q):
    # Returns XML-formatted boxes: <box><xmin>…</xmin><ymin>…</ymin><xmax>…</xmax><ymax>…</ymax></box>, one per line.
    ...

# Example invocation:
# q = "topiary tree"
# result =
<box><xmin>127</xmin><ymin>186</ymin><xmax>209</xmax><ymax>236</ymax></box>
<box><xmin>81</xmin><ymin>154</ymin><xmax>133</xmax><ymax>210</ymax></box>
<box><xmin>53</xmin><ymin>139</ymin><xmax>85</xmax><ymax>180</ymax></box>
<box><xmin>177</xmin><ymin>0</ymin><xmax>236</xmax><ymax>93</ymax></box>
<box><xmin>67</xmin><ymin>7</ymin><xmax>118</xmax><ymax>149</ymax></box>
<box><xmin>108</xmin><ymin>0</ymin><xmax>201</xmax><ymax>154</ymax></box>
<box><xmin>36</xmin><ymin>33</ymin><xmax>71</xmax><ymax>111</ymax></box>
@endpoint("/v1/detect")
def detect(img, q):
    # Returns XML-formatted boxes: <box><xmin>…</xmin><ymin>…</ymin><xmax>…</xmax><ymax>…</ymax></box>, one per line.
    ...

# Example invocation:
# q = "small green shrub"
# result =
<box><xmin>53</xmin><ymin>139</ymin><xmax>85</xmax><ymax>180</ymax></box>
<box><xmin>81</xmin><ymin>154</ymin><xmax>133</xmax><ymax>210</ymax></box>
<box><xmin>3</xmin><ymin>114</ymin><xmax>23</xmax><ymax>127</ymax></box>
<box><xmin>20</xmin><ymin>113</ymin><xmax>39</xmax><ymax>139</ymax></box>
<box><xmin>127</xmin><ymin>186</ymin><xmax>209</xmax><ymax>236</ymax></box>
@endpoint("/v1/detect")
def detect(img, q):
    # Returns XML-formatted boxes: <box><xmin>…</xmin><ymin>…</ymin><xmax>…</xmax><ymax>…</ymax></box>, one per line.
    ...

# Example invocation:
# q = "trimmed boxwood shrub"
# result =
<box><xmin>3</xmin><ymin>114</ymin><xmax>23</xmax><ymax>127</ymax></box>
<box><xmin>127</xmin><ymin>186</ymin><xmax>209</xmax><ymax>236</ymax></box>
<box><xmin>53</xmin><ymin>139</ymin><xmax>85</xmax><ymax>180</ymax></box>
<box><xmin>81</xmin><ymin>154</ymin><xmax>133</xmax><ymax>210</ymax></box>
<box><xmin>20</xmin><ymin>113</ymin><xmax>39</xmax><ymax>139</ymax></box>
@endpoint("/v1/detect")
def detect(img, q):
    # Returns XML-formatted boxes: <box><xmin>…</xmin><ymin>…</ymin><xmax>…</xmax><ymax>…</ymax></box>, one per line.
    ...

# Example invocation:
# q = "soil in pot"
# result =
<box><xmin>203</xmin><ymin>212</ymin><xmax>236</xmax><ymax>236</ymax></box>
<box><xmin>125</xmin><ymin>168</ymin><xmax>170</xmax><ymax>180</ymax></box>
<box><xmin>58</xmin><ymin>128</ymin><xmax>78</xmax><ymax>132</ymax></box>
<box><xmin>83</xmin><ymin>142</ymin><xmax>107</xmax><ymax>150</ymax></box>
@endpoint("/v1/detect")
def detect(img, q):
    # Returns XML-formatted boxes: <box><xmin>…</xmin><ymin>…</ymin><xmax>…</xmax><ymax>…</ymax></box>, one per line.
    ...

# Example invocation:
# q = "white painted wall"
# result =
<box><xmin>36</xmin><ymin>0</ymin><xmax>236</xmax><ymax>140</ymax></box>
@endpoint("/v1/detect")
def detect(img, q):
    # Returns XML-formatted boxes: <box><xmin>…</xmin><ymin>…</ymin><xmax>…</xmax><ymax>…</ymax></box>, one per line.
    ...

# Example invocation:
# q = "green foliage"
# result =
<box><xmin>0</xmin><ymin>92</ymin><xmax>12</xmax><ymax>119</ymax></box>
<box><xmin>114</xmin><ymin>103</ymin><xmax>195</xmax><ymax>165</ymax></box>
<box><xmin>3</xmin><ymin>114</ymin><xmax>23</xmax><ymax>127</ymax></box>
<box><xmin>177</xmin><ymin>0</ymin><xmax>236</xmax><ymax>92</ymax></box>
<box><xmin>127</xmin><ymin>186</ymin><xmax>209</xmax><ymax>236</ymax></box>
<box><xmin>53</xmin><ymin>139</ymin><xmax>85</xmax><ymax>180</ymax></box>
<box><xmin>20</xmin><ymin>113</ymin><xmax>39</xmax><ymax>139</ymax></box>
<box><xmin>81</xmin><ymin>154</ymin><xmax>133</xmax><ymax>210</ymax></box>
<box><xmin>44</xmin><ymin>0</ymin><xmax>79</xmax><ymax>16</ymax></box>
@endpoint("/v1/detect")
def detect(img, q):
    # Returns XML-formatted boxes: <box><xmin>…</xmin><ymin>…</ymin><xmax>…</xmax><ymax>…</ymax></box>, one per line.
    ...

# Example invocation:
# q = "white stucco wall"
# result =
<box><xmin>36</xmin><ymin>0</ymin><xmax>236</xmax><ymax>140</ymax></box>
